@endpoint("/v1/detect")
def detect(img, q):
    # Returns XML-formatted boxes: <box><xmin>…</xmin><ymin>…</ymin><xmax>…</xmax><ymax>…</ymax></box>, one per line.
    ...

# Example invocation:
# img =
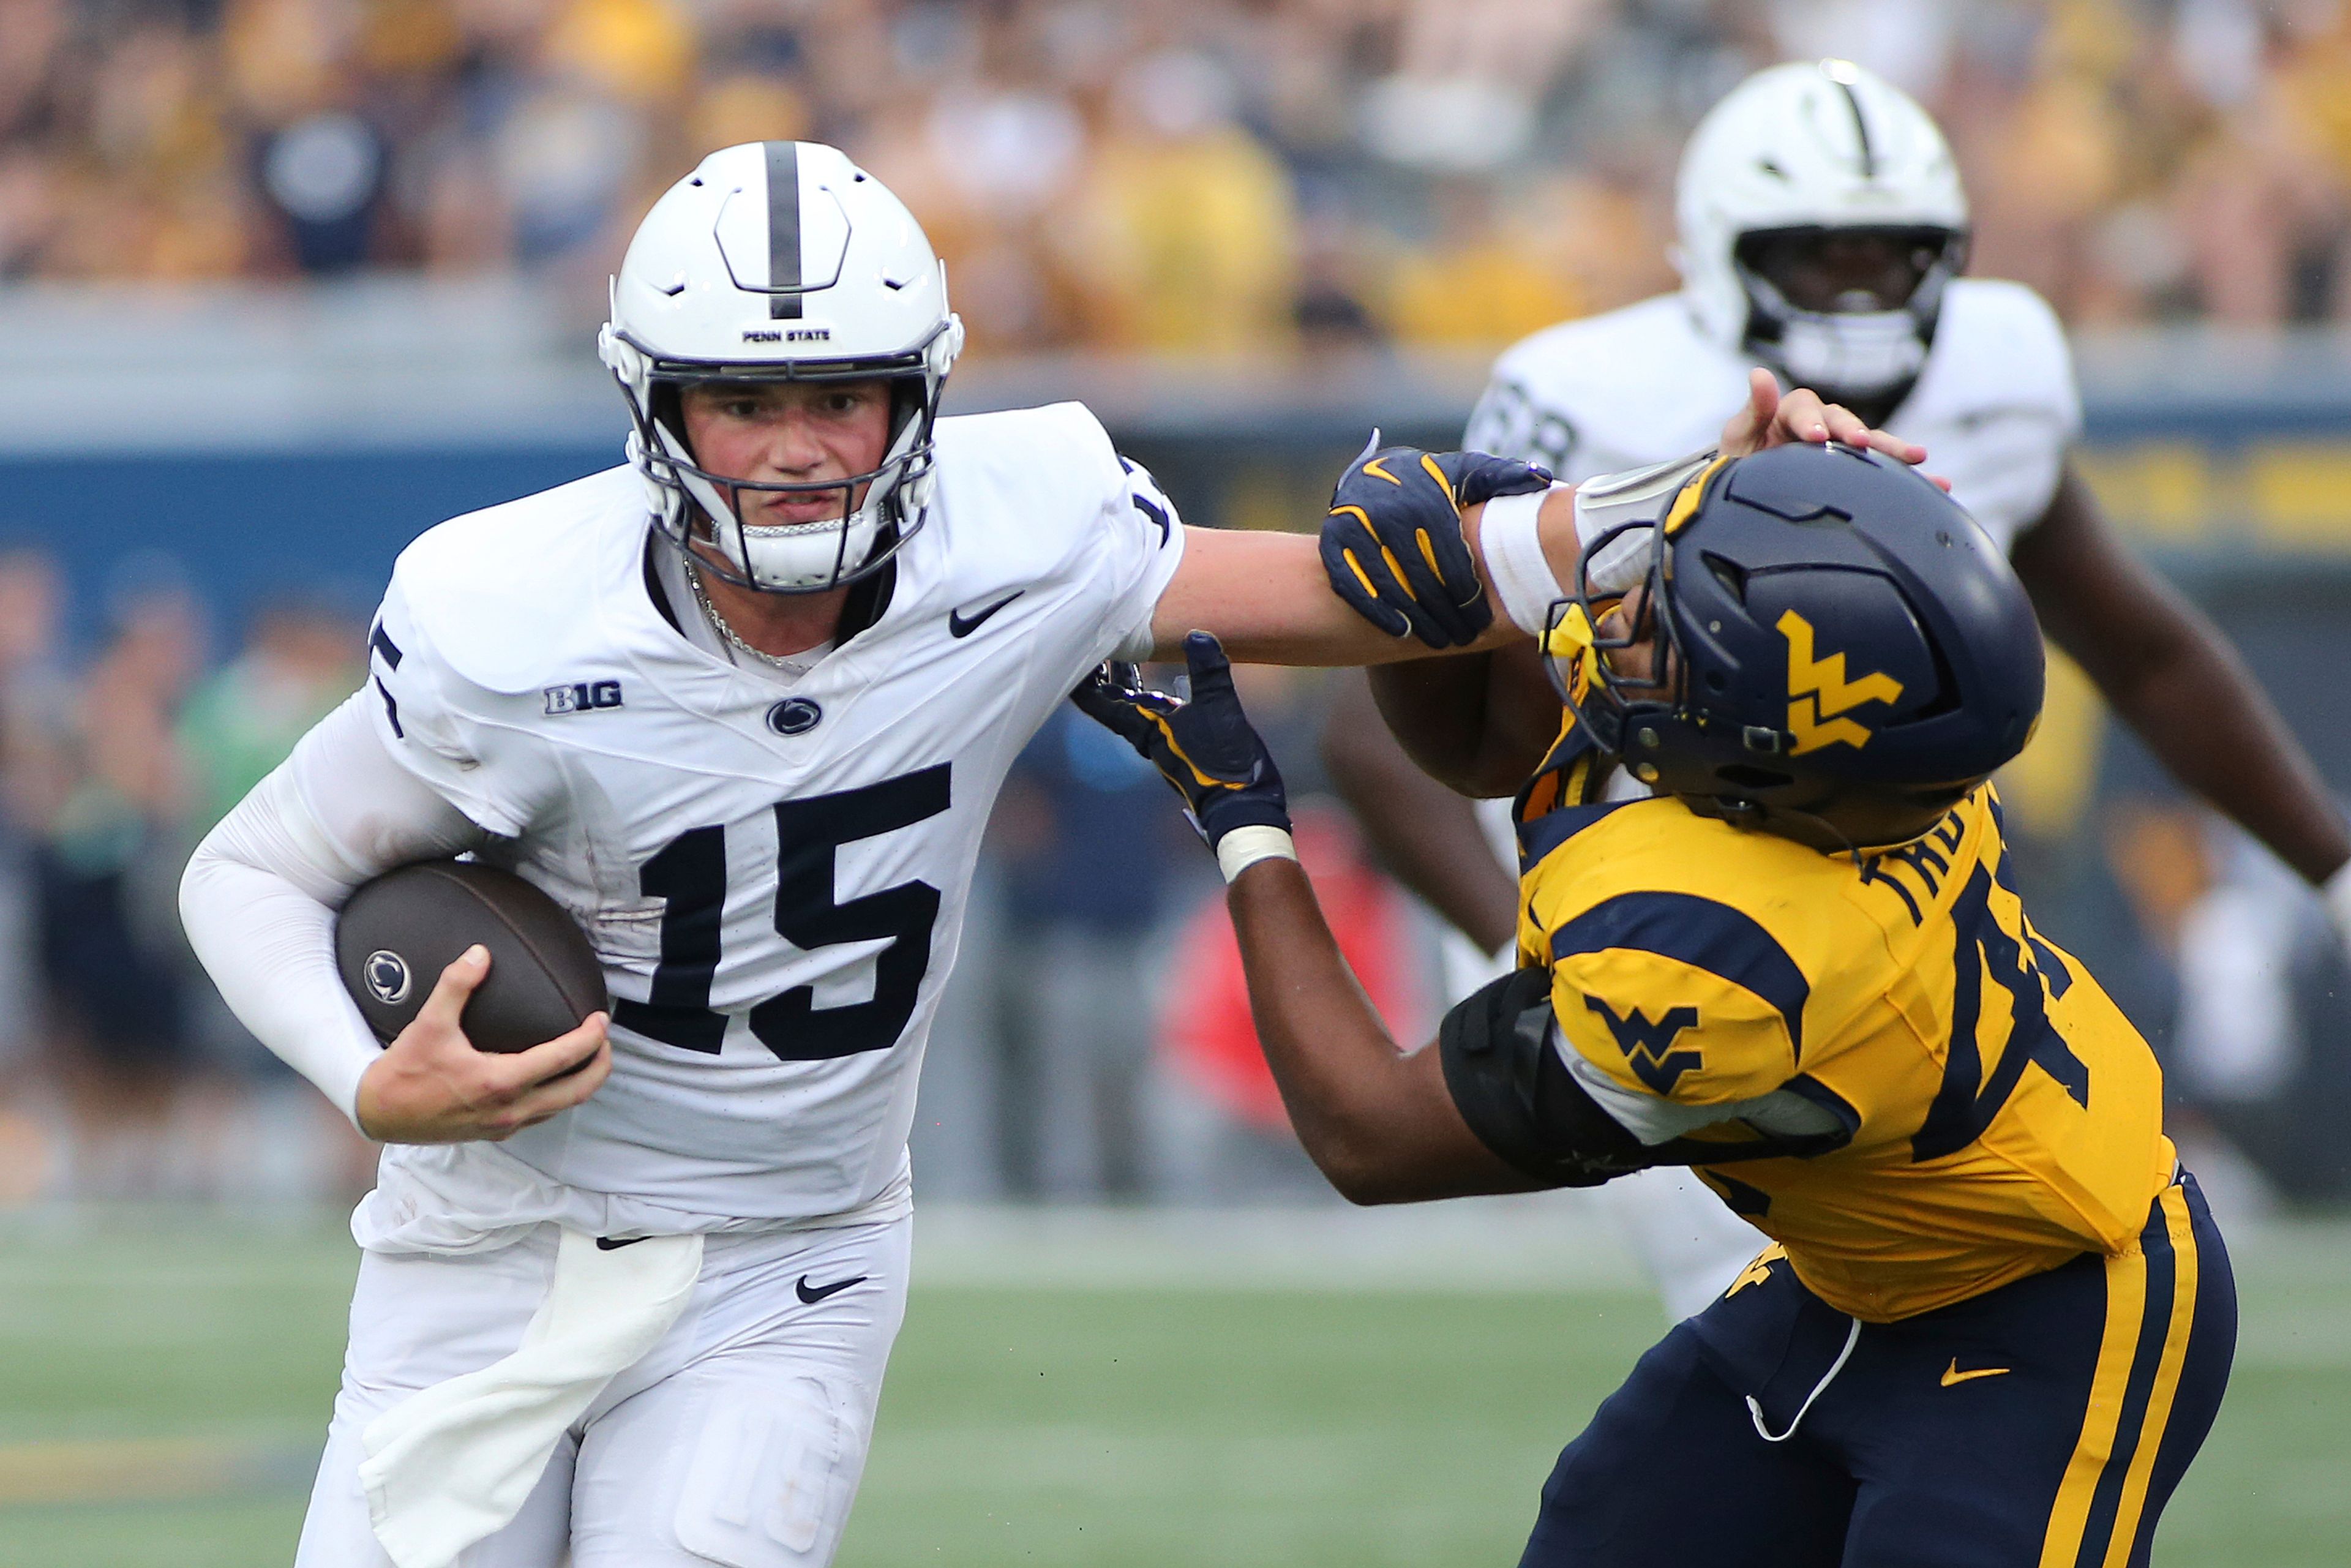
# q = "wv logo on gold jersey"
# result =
<box><xmin>1588</xmin><ymin>998</ymin><xmax>1701</xmax><ymax>1092</ymax></box>
<box><xmin>1780</xmin><ymin>610</ymin><xmax>1904</xmax><ymax>756</ymax></box>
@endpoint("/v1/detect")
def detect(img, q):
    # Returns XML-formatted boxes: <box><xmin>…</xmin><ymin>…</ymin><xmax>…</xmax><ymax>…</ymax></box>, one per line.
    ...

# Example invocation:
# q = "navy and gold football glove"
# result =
<box><xmin>1321</xmin><ymin>440</ymin><xmax>1553</xmax><ymax>648</ymax></box>
<box><xmin>1071</xmin><ymin>632</ymin><xmax>1289</xmax><ymax>850</ymax></box>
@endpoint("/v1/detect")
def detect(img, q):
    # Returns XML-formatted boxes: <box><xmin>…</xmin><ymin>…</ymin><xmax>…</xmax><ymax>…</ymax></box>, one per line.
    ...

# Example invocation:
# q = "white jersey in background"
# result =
<box><xmin>1444</xmin><ymin>277</ymin><xmax>2083</xmax><ymax>1320</ymax></box>
<box><xmin>355</xmin><ymin>400</ymin><xmax>1182</xmax><ymax>1243</ymax></box>
<box><xmin>1466</xmin><ymin>279</ymin><xmax>2082</xmax><ymax>544</ymax></box>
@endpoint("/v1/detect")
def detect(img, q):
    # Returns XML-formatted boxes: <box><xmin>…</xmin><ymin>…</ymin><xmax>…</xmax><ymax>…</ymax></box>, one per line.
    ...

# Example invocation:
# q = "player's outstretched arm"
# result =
<box><xmin>1142</xmin><ymin>523</ymin><xmax>1533</xmax><ymax>667</ymax></box>
<box><xmin>2013</xmin><ymin>463</ymin><xmax>2351</xmax><ymax>898</ymax></box>
<box><xmin>1073</xmin><ymin>637</ymin><xmax>1541</xmax><ymax>1204</ymax></box>
<box><xmin>1222</xmin><ymin>855</ymin><xmax>1541</xmax><ymax>1202</ymax></box>
<box><xmin>1332</xmin><ymin>373</ymin><xmax>1934</xmax><ymax>788</ymax></box>
<box><xmin>1149</xmin><ymin>374</ymin><xmax>1926</xmax><ymax>671</ymax></box>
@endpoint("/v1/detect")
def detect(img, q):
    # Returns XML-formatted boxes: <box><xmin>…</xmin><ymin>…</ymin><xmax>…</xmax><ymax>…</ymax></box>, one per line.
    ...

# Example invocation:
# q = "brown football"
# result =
<box><xmin>335</xmin><ymin>861</ymin><xmax>607</xmax><ymax>1053</ymax></box>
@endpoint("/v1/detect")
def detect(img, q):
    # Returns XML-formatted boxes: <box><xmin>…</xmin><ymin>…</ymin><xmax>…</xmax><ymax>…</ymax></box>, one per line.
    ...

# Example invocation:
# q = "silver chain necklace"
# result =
<box><xmin>684</xmin><ymin>558</ymin><xmax>809</xmax><ymax>671</ymax></box>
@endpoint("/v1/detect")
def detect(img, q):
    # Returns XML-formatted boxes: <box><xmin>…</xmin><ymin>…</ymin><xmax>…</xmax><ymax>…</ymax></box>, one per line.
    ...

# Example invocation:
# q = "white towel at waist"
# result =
<box><xmin>358</xmin><ymin>1226</ymin><xmax>703</xmax><ymax>1568</ymax></box>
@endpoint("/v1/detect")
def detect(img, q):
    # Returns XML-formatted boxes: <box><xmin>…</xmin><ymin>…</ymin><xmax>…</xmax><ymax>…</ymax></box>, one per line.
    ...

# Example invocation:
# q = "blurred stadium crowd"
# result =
<box><xmin>8</xmin><ymin>0</ymin><xmax>2351</xmax><ymax>351</ymax></box>
<box><xmin>0</xmin><ymin>552</ymin><xmax>375</xmax><ymax>1199</ymax></box>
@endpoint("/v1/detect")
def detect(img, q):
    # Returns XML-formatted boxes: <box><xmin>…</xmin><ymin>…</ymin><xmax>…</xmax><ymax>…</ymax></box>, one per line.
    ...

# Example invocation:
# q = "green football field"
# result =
<box><xmin>1</xmin><ymin>1206</ymin><xmax>2346</xmax><ymax>1567</ymax></box>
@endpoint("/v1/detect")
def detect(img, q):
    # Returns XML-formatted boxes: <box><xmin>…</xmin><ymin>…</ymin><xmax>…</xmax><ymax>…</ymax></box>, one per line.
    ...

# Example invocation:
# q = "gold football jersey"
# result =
<box><xmin>1515</xmin><ymin>784</ymin><xmax>2175</xmax><ymax>1322</ymax></box>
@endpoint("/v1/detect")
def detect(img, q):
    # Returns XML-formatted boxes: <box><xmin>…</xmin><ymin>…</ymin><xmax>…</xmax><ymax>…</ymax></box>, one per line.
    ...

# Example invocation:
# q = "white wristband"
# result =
<box><xmin>1480</xmin><ymin>482</ymin><xmax>1572</xmax><ymax>635</ymax></box>
<box><xmin>1217</xmin><ymin>824</ymin><xmax>1299</xmax><ymax>883</ymax></box>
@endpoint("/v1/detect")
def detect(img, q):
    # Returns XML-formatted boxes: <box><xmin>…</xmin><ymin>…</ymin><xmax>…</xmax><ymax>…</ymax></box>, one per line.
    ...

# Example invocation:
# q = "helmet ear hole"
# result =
<box><xmin>1703</xmin><ymin>553</ymin><xmax>1748</xmax><ymax>601</ymax></box>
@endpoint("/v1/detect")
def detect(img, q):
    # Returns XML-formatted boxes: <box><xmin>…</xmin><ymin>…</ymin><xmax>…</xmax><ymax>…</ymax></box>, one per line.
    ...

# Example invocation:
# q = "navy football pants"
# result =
<box><xmin>1520</xmin><ymin>1175</ymin><xmax>2233</xmax><ymax>1568</ymax></box>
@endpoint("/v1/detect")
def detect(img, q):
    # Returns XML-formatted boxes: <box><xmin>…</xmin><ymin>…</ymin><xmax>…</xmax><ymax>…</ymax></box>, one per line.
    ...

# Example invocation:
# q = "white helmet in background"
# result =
<box><xmin>599</xmin><ymin>141</ymin><xmax>965</xmax><ymax>593</ymax></box>
<box><xmin>1674</xmin><ymin>59</ymin><xmax>1968</xmax><ymax>408</ymax></box>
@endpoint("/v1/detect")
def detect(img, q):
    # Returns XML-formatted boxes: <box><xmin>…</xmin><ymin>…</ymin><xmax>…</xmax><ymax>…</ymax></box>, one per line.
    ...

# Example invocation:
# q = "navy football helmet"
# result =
<box><xmin>1543</xmin><ymin>442</ymin><xmax>2044</xmax><ymax>849</ymax></box>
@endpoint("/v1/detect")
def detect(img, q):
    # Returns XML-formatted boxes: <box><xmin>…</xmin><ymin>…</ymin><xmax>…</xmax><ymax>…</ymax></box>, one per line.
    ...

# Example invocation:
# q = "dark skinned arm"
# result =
<box><xmin>1224</xmin><ymin>856</ymin><xmax>1543</xmax><ymax>1204</ymax></box>
<box><xmin>1319</xmin><ymin>669</ymin><xmax>1520</xmax><ymax>955</ymax></box>
<box><xmin>2012</xmin><ymin>463</ymin><xmax>2350</xmax><ymax>885</ymax></box>
<box><xmin>1361</xmin><ymin>640</ymin><xmax>1562</xmax><ymax>800</ymax></box>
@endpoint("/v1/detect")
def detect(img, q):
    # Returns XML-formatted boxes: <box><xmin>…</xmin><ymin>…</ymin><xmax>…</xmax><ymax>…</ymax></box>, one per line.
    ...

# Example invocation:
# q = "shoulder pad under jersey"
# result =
<box><xmin>386</xmin><ymin>465</ymin><xmax>648</xmax><ymax>697</ymax></box>
<box><xmin>1914</xmin><ymin>279</ymin><xmax>2080</xmax><ymax>435</ymax></box>
<box><xmin>1898</xmin><ymin>280</ymin><xmax>2080</xmax><ymax>546</ymax></box>
<box><xmin>926</xmin><ymin>401</ymin><xmax>1132</xmax><ymax>573</ymax></box>
<box><xmin>1927</xmin><ymin>282</ymin><xmax>2078</xmax><ymax>425</ymax></box>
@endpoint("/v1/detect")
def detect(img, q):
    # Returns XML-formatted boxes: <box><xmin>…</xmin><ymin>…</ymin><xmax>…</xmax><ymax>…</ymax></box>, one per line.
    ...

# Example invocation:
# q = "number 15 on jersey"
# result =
<box><xmin>614</xmin><ymin>765</ymin><xmax>953</xmax><ymax>1060</ymax></box>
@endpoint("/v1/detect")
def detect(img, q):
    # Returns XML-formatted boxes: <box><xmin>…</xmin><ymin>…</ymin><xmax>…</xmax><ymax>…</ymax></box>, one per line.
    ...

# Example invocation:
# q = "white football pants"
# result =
<box><xmin>296</xmin><ymin>1213</ymin><xmax>910</xmax><ymax>1568</ymax></box>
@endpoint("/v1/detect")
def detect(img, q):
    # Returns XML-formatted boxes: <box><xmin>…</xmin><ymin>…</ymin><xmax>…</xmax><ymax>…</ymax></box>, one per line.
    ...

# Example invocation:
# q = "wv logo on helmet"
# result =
<box><xmin>1780</xmin><ymin>610</ymin><xmax>1903</xmax><ymax>755</ymax></box>
<box><xmin>1588</xmin><ymin>999</ymin><xmax>1702</xmax><ymax>1093</ymax></box>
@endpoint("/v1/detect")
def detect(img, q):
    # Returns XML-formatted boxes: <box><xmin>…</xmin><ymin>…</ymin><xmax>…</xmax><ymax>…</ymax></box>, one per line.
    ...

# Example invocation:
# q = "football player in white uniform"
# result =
<box><xmin>1321</xmin><ymin>59</ymin><xmax>2351</xmax><ymax>1322</ymax></box>
<box><xmin>178</xmin><ymin>140</ymin><xmax>1911</xmax><ymax>1568</ymax></box>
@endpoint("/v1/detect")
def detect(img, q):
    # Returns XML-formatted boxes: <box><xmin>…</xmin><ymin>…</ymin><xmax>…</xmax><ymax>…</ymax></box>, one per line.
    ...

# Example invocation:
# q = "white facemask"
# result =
<box><xmin>1737</xmin><ymin>258</ymin><xmax>1951</xmax><ymax>406</ymax></box>
<box><xmin>1766</xmin><ymin>307</ymin><xmax>1929</xmax><ymax>402</ymax></box>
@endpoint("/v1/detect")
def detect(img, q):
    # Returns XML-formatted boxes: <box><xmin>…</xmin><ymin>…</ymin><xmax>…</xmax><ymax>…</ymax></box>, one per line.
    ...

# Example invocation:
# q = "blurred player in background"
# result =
<box><xmin>1094</xmin><ymin>443</ymin><xmax>2233</xmax><ymax>1568</ymax></box>
<box><xmin>1322</xmin><ymin>58</ymin><xmax>2351</xmax><ymax>1320</ymax></box>
<box><xmin>176</xmin><ymin>139</ymin><xmax>1888</xmax><ymax>1567</ymax></box>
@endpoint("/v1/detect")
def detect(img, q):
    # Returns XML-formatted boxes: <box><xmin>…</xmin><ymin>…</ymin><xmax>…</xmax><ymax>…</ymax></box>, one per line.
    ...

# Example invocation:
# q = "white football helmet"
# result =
<box><xmin>1674</xmin><ymin>59</ymin><xmax>1968</xmax><ymax>408</ymax></box>
<box><xmin>599</xmin><ymin>141</ymin><xmax>965</xmax><ymax>593</ymax></box>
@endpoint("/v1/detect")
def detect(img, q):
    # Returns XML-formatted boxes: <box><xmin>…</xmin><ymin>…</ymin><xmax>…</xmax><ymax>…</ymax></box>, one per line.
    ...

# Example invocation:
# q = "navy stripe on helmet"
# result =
<box><xmin>765</xmin><ymin>140</ymin><xmax>803</xmax><ymax>320</ymax></box>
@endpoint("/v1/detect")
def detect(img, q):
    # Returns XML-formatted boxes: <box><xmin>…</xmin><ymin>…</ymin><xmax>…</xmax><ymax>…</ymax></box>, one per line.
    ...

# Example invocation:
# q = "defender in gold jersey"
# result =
<box><xmin>1519</xmin><ymin>781</ymin><xmax>2170</xmax><ymax>1323</ymax></box>
<box><xmin>1080</xmin><ymin>443</ymin><xmax>2232</xmax><ymax>1568</ymax></box>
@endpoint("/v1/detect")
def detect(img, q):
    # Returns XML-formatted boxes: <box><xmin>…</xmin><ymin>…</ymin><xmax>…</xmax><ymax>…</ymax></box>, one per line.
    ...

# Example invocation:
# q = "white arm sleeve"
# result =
<box><xmin>179</xmin><ymin>691</ymin><xmax>488</xmax><ymax>1129</ymax></box>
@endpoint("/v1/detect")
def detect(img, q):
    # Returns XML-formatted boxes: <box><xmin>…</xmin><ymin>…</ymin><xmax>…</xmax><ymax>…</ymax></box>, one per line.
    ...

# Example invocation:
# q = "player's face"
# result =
<box><xmin>1595</xmin><ymin>585</ymin><xmax>1673</xmax><ymax>689</ymax></box>
<box><xmin>679</xmin><ymin>379</ymin><xmax>893</xmax><ymax>526</ymax></box>
<box><xmin>1739</xmin><ymin>227</ymin><xmax>1941</xmax><ymax>313</ymax></box>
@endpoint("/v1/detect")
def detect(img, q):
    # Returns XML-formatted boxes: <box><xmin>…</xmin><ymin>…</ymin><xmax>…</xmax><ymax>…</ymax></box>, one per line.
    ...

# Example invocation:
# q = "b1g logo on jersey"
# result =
<box><xmin>546</xmin><ymin>680</ymin><xmax>624</xmax><ymax>716</ymax></box>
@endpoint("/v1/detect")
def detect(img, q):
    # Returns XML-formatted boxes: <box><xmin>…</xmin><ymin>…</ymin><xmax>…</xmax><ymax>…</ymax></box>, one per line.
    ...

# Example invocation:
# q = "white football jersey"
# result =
<box><xmin>1464</xmin><ymin>278</ymin><xmax>2082</xmax><ymax>555</ymax></box>
<box><xmin>363</xmin><ymin>401</ymin><xmax>1182</xmax><ymax>1226</ymax></box>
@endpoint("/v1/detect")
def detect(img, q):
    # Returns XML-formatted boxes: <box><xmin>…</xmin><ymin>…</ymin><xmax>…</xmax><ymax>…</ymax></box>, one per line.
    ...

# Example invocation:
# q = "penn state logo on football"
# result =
<box><xmin>364</xmin><ymin>949</ymin><xmax>413</xmax><ymax>1006</ymax></box>
<box><xmin>768</xmin><ymin>698</ymin><xmax>822</xmax><ymax>735</ymax></box>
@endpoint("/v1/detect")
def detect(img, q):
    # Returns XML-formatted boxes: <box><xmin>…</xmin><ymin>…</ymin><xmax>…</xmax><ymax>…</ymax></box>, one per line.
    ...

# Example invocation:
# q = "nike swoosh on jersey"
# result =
<box><xmin>1940</xmin><ymin>1359</ymin><xmax>2011</xmax><ymax>1386</ymax></box>
<box><xmin>948</xmin><ymin>591</ymin><xmax>1023</xmax><ymax>637</ymax></box>
<box><xmin>796</xmin><ymin>1273</ymin><xmax>868</xmax><ymax>1304</ymax></box>
<box><xmin>595</xmin><ymin>1236</ymin><xmax>650</xmax><ymax>1251</ymax></box>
